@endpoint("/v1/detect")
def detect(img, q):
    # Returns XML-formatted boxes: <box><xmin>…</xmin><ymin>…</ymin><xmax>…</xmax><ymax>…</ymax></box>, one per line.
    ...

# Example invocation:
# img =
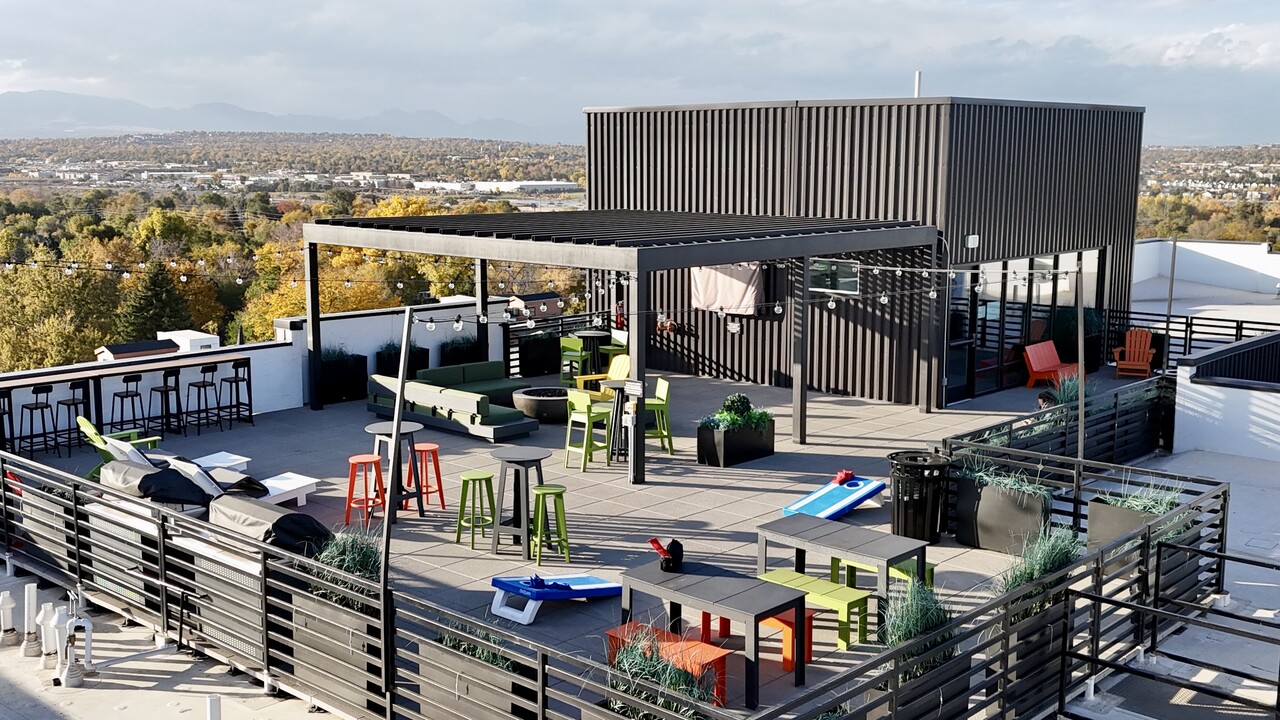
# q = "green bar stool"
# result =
<box><xmin>560</xmin><ymin>337</ymin><xmax>591</xmax><ymax>386</ymax></box>
<box><xmin>564</xmin><ymin>390</ymin><xmax>611</xmax><ymax>470</ymax></box>
<box><xmin>530</xmin><ymin>484</ymin><xmax>570</xmax><ymax>566</ymax></box>
<box><xmin>455</xmin><ymin>470</ymin><xmax>497</xmax><ymax>549</ymax></box>
<box><xmin>644</xmin><ymin>377</ymin><xmax>674</xmax><ymax>455</ymax></box>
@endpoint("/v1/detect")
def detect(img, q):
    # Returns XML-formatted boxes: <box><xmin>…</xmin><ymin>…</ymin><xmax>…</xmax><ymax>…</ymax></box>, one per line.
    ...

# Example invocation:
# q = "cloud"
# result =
<box><xmin>0</xmin><ymin>0</ymin><xmax>1274</xmax><ymax>144</ymax></box>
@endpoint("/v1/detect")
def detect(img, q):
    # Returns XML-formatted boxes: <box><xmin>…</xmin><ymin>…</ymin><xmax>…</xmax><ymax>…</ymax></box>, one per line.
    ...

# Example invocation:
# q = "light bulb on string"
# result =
<box><xmin>252</xmin><ymin>254</ymin><xmax>259</xmax><ymax>262</ymax></box>
<box><xmin>539</xmin><ymin>302</ymin><xmax>548</xmax><ymax>313</ymax></box>
<box><xmin>197</xmin><ymin>259</ymin><xmax>206</xmax><ymax>267</ymax></box>
<box><xmin>827</xmin><ymin>297</ymin><xmax>837</xmax><ymax>310</ymax></box>
<box><xmin>498</xmin><ymin>281</ymin><xmax>505</xmax><ymax>290</ymax></box>
<box><xmin>396</xmin><ymin>282</ymin><xmax>403</xmax><ymax>289</ymax></box>
<box><xmin>657</xmin><ymin>311</ymin><xmax>667</xmax><ymax>324</ymax></box>
<box><xmin>522</xmin><ymin>308</ymin><xmax>533</xmax><ymax>318</ymax></box>
<box><xmin>547</xmin><ymin>281</ymin><xmax>555</xmax><ymax>289</ymax></box>
<box><xmin>592</xmin><ymin>315</ymin><xmax>604</xmax><ymax>327</ymax></box>
<box><xmin>138</xmin><ymin>262</ymin><xmax>146</xmax><ymax>269</ymax></box>
<box><xmin>235</xmin><ymin>277</ymin><xmax>244</xmax><ymax>285</ymax></box>
<box><xmin>879</xmin><ymin>294</ymin><xmax>889</xmax><ymax>304</ymax></box>
<box><xmin>452</xmin><ymin>315</ymin><xmax>464</xmax><ymax>332</ymax></box>
<box><xmin>478</xmin><ymin>313</ymin><xmax>488</xmax><ymax>324</ymax></box>
<box><xmin>448</xmin><ymin>282</ymin><xmax>455</xmax><ymax>290</ymax></box>
<box><xmin>525</xmin><ymin>318</ymin><xmax>535</xmax><ymax>329</ymax></box>
<box><xmin>570</xmin><ymin>295</ymin><xmax>579</xmax><ymax>304</ymax></box>
<box><xmin>290</xmin><ymin>280</ymin><xmax>298</xmax><ymax>287</ymax></box>
<box><xmin>169</xmin><ymin>260</ymin><xmax>177</xmax><ymax>268</ymax></box>
<box><xmin>895</xmin><ymin>269</ymin><xmax>903</xmax><ymax>277</ymax></box>
<box><xmin>556</xmin><ymin>298</ymin><xmax>564</xmax><ymax>309</ymax></box>
<box><xmin>344</xmin><ymin>279</ymin><xmax>352</xmax><ymax>288</ymax></box>
<box><xmin>928</xmin><ymin>288</ymin><xmax>938</xmax><ymax>299</ymax></box>
<box><xmin>425</xmin><ymin>317</ymin><xmax>436</xmax><ymax>331</ymax></box>
<box><xmin>64</xmin><ymin>267</ymin><xmax>73</xmax><ymax>276</ymax></box>
<box><xmin>774</xmin><ymin>301</ymin><xmax>783</xmax><ymax>315</ymax></box>
<box><xmin>502</xmin><ymin>310</ymin><xmax>512</xmax><ymax>322</ymax></box>
<box><xmin>104</xmin><ymin>262</ymin><xmax>112</xmax><ymax>270</ymax></box>
<box><xmin>620</xmin><ymin>273</ymin><xmax>630</xmax><ymax>285</ymax></box>
<box><xmin>179</xmin><ymin>274</ymin><xmax>188</xmax><ymax>283</ymax></box>
<box><xmin>717</xmin><ymin>307</ymin><xmax>726</xmax><ymax>319</ymax></box>
<box><xmin>872</xmin><ymin>268</ymin><xmax>881</xmax><ymax>275</ymax></box>
<box><xmin>122</xmin><ymin>271</ymin><xmax>131</xmax><ymax>279</ymax></box>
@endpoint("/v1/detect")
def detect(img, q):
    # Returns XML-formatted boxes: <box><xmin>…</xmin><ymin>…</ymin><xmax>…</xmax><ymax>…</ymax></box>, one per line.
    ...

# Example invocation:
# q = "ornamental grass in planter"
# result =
<box><xmin>695</xmin><ymin>393</ymin><xmax>775</xmax><ymax>468</ymax></box>
<box><xmin>606</xmin><ymin>624</ymin><xmax>715</xmax><ymax>720</ymax></box>
<box><xmin>439</xmin><ymin>334</ymin><xmax>485</xmax><ymax>366</ymax></box>
<box><xmin>860</xmin><ymin>581</ymin><xmax>967</xmax><ymax>720</ymax></box>
<box><xmin>320</xmin><ymin>346</ymin><xmax>369</xmax><ymax>404</ymax></box>
<box><xmin>953</xmin><ymin>462</ymin><xmax>1053</xmax><ymax>554</ymax></box>
<box><xmin>374</xmin><ymin>339</ymin><xmax>430</xmax><ymax>377</ymax></box>
<box><xmin>1088</xmin><ymin>484</ymin><xmax>1191</xmax><ymax>573</ymax></box>
<box><xmin>436</xmin><ymin>623</ymin><xmax>538</xmax><ymax>720</ymax></box>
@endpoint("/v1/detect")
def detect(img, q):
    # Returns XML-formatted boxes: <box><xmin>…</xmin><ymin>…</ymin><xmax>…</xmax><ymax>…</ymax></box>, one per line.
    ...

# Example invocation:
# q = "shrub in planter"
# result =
<box><xmin>696</xmin><ymin>393</ymin><xmax>775</xmax><ymax>467</ymax></box>
<box><xmin>953</xmin><ymin>462</ymin><xmax>1053</xmax><ymax>554</ymax></box>
<box><xmin>1088</xmin><ymin>485</ymin><xmax>1190</xmax><ymax>573</ymax></box>
<box><xmin>320</xmin><ymin>346</ymin><xmax>369</xmax><ymax>404</ymax></box>
<box><xmin>863</xmin><ymin>581</ymin><xmax>967</xmax><ymax>720</ymax></box>
<box><xmin>436</xmin><ymin>624</ymin><xmax>538</xmax><ymax>720</ymax></box>
<box><xmin>606</xmin><ymin>624</ymin><xmax>715</xmax><ymax>720</ymax></box>
<box><xmin>438</xmin><ymin>334</ymin><xmax>485</xmax><ymax>366</ymax></box>
<box><xmin>517</xmin><ymin>332</ymin><xmax>561</xmax><ymax>377</ymax></box>
<box><xmin>374</xmin><ymin>339</ymin><xmax>430</xmax><ymax>377</ymax></box>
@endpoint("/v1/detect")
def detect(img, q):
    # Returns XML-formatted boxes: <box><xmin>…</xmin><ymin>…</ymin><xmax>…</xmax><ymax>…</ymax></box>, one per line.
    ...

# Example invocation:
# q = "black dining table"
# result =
<box><xmin>572</xmin><ymin>329</ymin><xmax>612</xmax><ymax>374</ymax></box>
<box><xmin>621</xmin><ymin>559</ymin><xmax>807</xmax><ymax>709</ymax></box>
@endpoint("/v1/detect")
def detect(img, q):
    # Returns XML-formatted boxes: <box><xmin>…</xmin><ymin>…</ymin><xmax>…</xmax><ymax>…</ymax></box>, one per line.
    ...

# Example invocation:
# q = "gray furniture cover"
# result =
<box><xmin>208</xmin><ymin>495</ymin><xmax>333</xmax><ymax>557</ymax></box>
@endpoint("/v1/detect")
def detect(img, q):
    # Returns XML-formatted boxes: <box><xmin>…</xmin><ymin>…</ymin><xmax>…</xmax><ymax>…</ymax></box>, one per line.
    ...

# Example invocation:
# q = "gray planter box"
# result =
<box><xmin>417</xmin><ymin>643</ymin><xmax>537</xmax><ymax>720</ymax></box>
<box><xmin>954</xmin><ymin>479</ymin><xmax>1051</xmax><ymax>554</ymax></box>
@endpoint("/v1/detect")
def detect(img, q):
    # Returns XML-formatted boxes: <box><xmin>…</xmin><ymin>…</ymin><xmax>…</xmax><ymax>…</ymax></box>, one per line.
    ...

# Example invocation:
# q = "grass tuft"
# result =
<box><xmin>880</xmin><ymin>580</ymin><xmax>955</xmax><ymax>681</ymax></box>
<box><xmin>607</xmin><ymin>624</ymin><xmax>714</xmax><ymax>719</ymax></box>
<box><xmin>310</xmin><ymin>529</ymin><xmax>381</xmax><ymax>608</ymax></box>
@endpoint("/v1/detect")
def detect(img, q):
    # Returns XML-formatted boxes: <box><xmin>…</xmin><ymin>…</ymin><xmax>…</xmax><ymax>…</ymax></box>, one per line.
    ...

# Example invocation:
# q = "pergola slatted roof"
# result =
<box><xmin>308</xmin><ymin>210</ymin><xmax>932</xmax><ymax>272</ymax></box>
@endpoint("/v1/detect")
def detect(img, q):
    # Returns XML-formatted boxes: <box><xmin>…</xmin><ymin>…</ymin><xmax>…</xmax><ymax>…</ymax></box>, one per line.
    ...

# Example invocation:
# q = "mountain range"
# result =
<box><xmin>0</xmin><ymin>90</ymin><xmax>575</xmax><ymax>143</ymax></box>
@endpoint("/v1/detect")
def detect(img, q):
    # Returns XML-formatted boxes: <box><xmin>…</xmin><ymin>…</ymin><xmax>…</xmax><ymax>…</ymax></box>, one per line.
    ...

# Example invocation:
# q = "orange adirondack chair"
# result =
<box><xmin>1113</xmin><ymin>328</ymin><xmax>1156</xmax><ymax>378</ymax></box>
<box><xmin>1023</xmin><ymin>341</ymin><xmax>1079</xmax><ymax>388</ymax></box>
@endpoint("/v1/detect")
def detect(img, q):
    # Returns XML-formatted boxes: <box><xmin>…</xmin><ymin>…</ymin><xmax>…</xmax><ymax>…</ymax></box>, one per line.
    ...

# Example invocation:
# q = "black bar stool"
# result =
<box><xmin>0</xmin><ymin>388</ymin><xmax>15</xmax><ymax>453</ymax></box>
<box><xmin>148</xmin><ymin>368</ymin><xmax>185</xmax><ymax>437</ymax></box>
<box><xmin>55</xmin><ymin>380</ymin><xmax>90</xmax><ymax>451</ymax></box>
<box><xmin>219</xmin><ymin>359</ymin><xmax>253</xmax><ymax>426</ymax></box>
<box><xmin>185</xmin><ymin>364</ymin><xmax>223</xmax><ymax>435</ymax></box>
<box><xmin>18</xmin><ymin>384</ymin><xmax>58</xmax><ymax>458</ymax></box>
<box><xmin>109</xmin><ymin>374</ymin><xmax>145</xmax><ymax>434</ymax></box>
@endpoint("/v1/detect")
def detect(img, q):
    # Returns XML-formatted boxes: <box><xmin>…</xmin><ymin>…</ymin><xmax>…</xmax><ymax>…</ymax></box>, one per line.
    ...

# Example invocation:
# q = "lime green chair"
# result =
<box><xmin>644</xmin><ymin>377</ymin><xmax>674</xmax><ymax>454</ymax></box>
<box><xmin>455</xmin><ymin>470</ymin><xmax>496</xmax><ymax>549</ymax></box>
<box><xmin>564</xmin><ymin>390</ymin><xmax>610</xmax><ymax>470</ymax></box>
<box><xmin>530</xmin><ymin>484</ymin><xmax>571</xmax><ymax>565</ymax></box>
<box><xmin>77</xmin><ymin>416</ymin><xmax>161</xmax><ymax>480</ymax></box>
<box><xmin>560</xmin><ymin>337</ymin><xmax>591</xmax><ymax>385</ymax></box>
<box><xmin>599</xmin><ymin>329</ymin><xmax>629</xmax><ymax>365</ymax></box>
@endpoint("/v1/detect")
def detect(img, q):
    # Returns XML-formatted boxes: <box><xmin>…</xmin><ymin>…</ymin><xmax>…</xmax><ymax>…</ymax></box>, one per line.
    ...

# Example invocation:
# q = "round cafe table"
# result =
<box><xmin>489</xmin><ymin>446</ymin><xmax>553</xmax><ymax>559</ymax></box>
<box><xmin>573</xmin><ymin>329</ymin><xmax>612</xmax><ymax>374</ymax></box>
<box><xmin>364</xmin><ymin>420</ymin><xmax>426</xmax><ymax>518</ymax></box>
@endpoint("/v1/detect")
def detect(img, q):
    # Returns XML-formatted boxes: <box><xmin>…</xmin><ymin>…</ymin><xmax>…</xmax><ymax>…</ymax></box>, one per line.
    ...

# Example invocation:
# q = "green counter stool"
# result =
<box><xmin>530</xmin><ymin>484</ymin><xmax>570</xmax><ymax>566</ymax></box>
<box><xmin>455</xmin><ymin>469</ymin><xmax>497</xmax><ymax>549</ymax></box>
<box><xmin>564</xmin><ymin>390</ymin><xmax>610</xmax><ymax>470</ymax></box>
<box><xmin>559</xmin><ymin>337</ymin><xmax>591</xmax><ymax>385</ymax></box>
<box><xmin>644</xmin><ymin>377</ymin><xmax>674</xmax><ymax>454</ymax></box>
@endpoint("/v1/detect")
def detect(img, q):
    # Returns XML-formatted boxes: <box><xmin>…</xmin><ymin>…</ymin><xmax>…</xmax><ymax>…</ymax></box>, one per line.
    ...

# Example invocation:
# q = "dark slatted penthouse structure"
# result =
<box><xmin>585</xmin><ymin>97</ymin><xmax>1144</xmax><ymax>403</ymax></box>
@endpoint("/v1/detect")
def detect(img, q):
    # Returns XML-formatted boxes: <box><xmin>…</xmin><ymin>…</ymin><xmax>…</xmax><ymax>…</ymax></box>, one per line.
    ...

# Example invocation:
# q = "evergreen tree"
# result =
<box><xmin>114</xmin><ymin>268</ymin><xmax>193</xmax><ymax>341</ymax></box>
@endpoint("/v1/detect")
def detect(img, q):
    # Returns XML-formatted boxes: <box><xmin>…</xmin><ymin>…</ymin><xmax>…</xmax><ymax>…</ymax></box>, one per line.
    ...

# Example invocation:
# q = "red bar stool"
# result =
<box><xmin>345</xmin><ymin>453</ymin><xmax>386</xmax><ymax>527</ymax></box>
<box><xmin>410</xmin><ymin>442</ymin><xmax>446</xmax><ymax>510</ymax></box>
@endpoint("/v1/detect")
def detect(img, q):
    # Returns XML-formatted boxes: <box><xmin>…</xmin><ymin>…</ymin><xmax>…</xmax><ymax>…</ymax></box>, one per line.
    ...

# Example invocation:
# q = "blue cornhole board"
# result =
<box><xmin>784</xmin><ymin>477</ymin><xmax>887</xmax><ymax>520</ymax></box>
<box><xmin>490</xmin><ymin>573</ymin><xmax>622</xmax><ymax>625</ymax></box>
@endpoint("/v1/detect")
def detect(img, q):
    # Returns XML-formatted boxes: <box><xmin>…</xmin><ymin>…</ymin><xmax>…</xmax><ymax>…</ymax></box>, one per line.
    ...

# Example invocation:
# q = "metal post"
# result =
<box><xmin>1076</xmin><ymin>263</ymin><xmax>1086</xmax><ymax>461</ymax></box>
<box><xmin>474</xmin><ymin>259</ymin><xmax>490</xmax><ymax>360</ymax></box>
<box><xmin>627</xmin><ymin>272</ymin><xmax>648</xmax><ymax>485</ymax></box>
<box><xmin>1163</xmin><ymin>237</ymin><xmax>1178</xmax><ymax>371</ymax></box>
<box><xmin>380</xmin><ymin>306</ymin><xmax>412</xmax><ymax>719</ymax></box>
<box><xmin>304</xmin><ymin>243</ymin><xmax>324</xmax><ymax>410</ymax></box>
<box><xmin>791</xmin><ymin>257</ymin><xmax>809</xmax><ymax>443</ymax></box>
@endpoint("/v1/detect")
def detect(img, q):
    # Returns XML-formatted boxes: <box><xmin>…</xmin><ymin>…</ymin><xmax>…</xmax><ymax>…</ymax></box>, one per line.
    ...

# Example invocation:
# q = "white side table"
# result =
<box><xmin>260</xmin><ymin>472</ymin><xmax>320</xmax><ymax>507</ymax></box>
<box><xmin>194</xmin><ymin>451</ymin><xmax>251</xmax><ymax>472</ymax></box>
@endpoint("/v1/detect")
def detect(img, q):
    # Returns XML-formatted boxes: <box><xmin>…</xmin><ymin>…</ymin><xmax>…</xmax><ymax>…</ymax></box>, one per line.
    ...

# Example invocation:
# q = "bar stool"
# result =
<box><xmin>345</xmin><ymin>453</ymin><xmax>386</xmax><ymax>527</ymax></box>
<box><xmin>411</xmin><ymin>442</ymin><xmax>446</xmax><ymax>510</ymax></box>
<box><xmin>0</xmin><ymin>389</ymin><xmax>15</xmax><ymax>453</ymax></box>
<box><xmin>55</xmin><ymin>380</ymin><xmax>90</xmax><ymax>451</ymax></box>
<box><xmin>147</xmin><ymin>368</ymin><xmax>185</xmax><ymax>437</ymax></box>
<box><xmin>219</xmin><ymin>359</ymin><xmax>253</xmax><ymax>426</ymax></box>
<box><xmin>490</xmin><ymin>447</ymin><xmax>551</xmax><ymax>559</ymax></box>
<box><xmin>109</xmin><ymin>374</ymin><xmax>145</xmax><ymax>434</ymax></box>
<box><xmin>530</xmin><ymin>484</ymin><xmax>570</xmax><ymax>566</ymax></box>
<box><xmin>18</xmin><ymin>385</ymin><xmax>59</xmax><ymax>458</ymax></box>
<box><xmin>454</xmin><ymin>470</ymin><xmax>496</xmax><ymax>550</ymax></box>
<box><xmin>564</xmin><ymin>390</ymin><xmax>610</xmax><ymax>470</ymax></box>
<box><xmin>185</xmin><ymin>364</ymin><xmax>223</xmax><ymax>435</ymax></box>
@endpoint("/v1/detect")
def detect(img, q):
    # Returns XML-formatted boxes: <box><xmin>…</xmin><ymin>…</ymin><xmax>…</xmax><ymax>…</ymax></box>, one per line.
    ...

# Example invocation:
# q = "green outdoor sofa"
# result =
<box><xmin>367</xmin><ymin>374</ymin><xmax>538</xmax><ymax>442</ymax></box>
<box><xmin>415</xmin><ymin>361</ymin><xmax>529</xmax><ymax>407</ymax></box>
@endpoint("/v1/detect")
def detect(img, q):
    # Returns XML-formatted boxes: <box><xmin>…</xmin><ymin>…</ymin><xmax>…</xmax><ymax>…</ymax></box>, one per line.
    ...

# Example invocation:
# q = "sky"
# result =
<box><xmin>0</xmin><ymin>0</ymin><xmax>1276</xmax><ymax>145</ymax></box>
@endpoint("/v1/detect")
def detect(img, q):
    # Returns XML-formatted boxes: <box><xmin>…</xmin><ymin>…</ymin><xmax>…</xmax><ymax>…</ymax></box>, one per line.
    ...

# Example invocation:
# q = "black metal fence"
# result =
<box><xmin>500</xmin><ymin>311</ymin><xmax>611</xmax><ymax>378</ymax></box>
<box><xmin>1179</xmin><ymin>329</ymin><xmax>1280</xmax><ymax>386</ymax></box>
<box><xmin>1105</xmin><ymin>309</ymin><xmax>1280</xmax><ymax>373</ymax></box>
<box><xmin>943</xmin><ymin>376</ymin><xmax>1175</xmax><ymax>464</ymax></box>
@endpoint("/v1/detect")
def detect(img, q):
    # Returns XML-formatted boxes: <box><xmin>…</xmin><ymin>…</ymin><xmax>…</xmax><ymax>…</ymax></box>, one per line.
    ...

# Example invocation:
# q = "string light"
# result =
<box><xmin>774</xmin><ymin>301</ymin><xmax>783</xmax><ymax>315</ymax></box>
<box><xmin>179</xmin><ymin>274</ymin><xmax>188</xmax><ymax>282</ymax></box>
<box><xmin>592</xmin><ymin>315</ymin><xmax>604</xmax><ymax>327</ymax></box>
<box><xmin>717</xmin><ymin>307</ymin><xmax>726</xmax><ymax>319</ymax></box>
<box><xmin>344</xmin><ymin>279</ymin><xmax>352</xmax><ymax>288</ymax></box>
<box><xmin>556</xmin><ymin>298</ymin><xmax>565</xmax><ymax>309</ymax></box>
<box><xmin>478</xmin><ymin>313</ymin><xmax>488</xmax><ymax>324</ymax></box>
<box><xmin>452</xmin><ymin>315</ymin><xmax>464</xmax><ymax>332</ymax></box>
<box><xmin>827</xmin><ymin>298</ymin><xmax>837</xmax><ymax>310</ymax></box>
<box><xmin>539</xmin><ymin>302</ymin><xmax>548</xmax><ymax>313</ymax></box>
<box><xmin>879</xmin><ymin>294</ymin><xmax>889</xmax><ymax>304</ymax></box>
<box><xmin>235</xmin><ymin>277</ymin><xmax>244</xmax><ymax>285</ymax></box>
<box><xmin>502</xmin><ymin>310</ymin><xmax>512</xmax><ymax>322</ymax></box>
<box><xmin>425</xmin><ymin>317</ymin><xmax>436</xmax><ymax>331</ymax></box>
<box><xmin>525</xmin><ymin>318</ymin><xmax>536</xmax><ymax>329</ymax></box>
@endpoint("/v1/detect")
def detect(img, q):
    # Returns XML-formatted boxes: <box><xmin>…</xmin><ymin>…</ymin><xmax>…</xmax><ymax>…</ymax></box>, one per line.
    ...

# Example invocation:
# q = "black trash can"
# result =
<box><xmin>887</xmin><ymin>451</ymin><xmax>950</xmax><ymax>543</ymax></box>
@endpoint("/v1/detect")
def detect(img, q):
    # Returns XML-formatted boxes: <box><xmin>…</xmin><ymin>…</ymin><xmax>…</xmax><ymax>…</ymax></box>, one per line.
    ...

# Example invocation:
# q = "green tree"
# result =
<box><xmin>114</xmin><ymin>268</ymin><xmax>193</xmax><ymax>341</ymax></box>
<box><xmin>323</xmin><ymin>188</ymin><xmax>356</xmax><ymax>216</ymax></box>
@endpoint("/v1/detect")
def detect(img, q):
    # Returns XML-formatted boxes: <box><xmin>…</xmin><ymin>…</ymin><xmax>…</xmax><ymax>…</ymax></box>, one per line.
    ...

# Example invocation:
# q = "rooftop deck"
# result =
<box><xmin>37</xmin><ymin>372</ymin><xmax>1070</xmax><ymax>708</ymax></box>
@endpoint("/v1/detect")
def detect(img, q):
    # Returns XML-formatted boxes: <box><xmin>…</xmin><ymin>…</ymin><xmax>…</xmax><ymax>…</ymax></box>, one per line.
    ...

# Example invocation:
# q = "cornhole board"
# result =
<box><xmin>490</xmin><ymin>573</ymin><xmax>622</xmax><ymax>625</ymax></box>
<box><xmin>784</xmin><ymin>477</ymin><xmax>887</xmax><ymax>520</ymax></box>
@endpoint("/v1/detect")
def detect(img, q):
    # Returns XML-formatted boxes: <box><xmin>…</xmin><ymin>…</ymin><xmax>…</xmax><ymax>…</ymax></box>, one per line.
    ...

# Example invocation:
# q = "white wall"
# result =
<box><xmin>1133</xmin><ymin>239</ymin><xmax>1280</xmax><ymax>298</ymax></box>
<box><xmin>1174</xmin><ymin>365</ymin><xmax>1280</xmax><ymax>463</ymax></box>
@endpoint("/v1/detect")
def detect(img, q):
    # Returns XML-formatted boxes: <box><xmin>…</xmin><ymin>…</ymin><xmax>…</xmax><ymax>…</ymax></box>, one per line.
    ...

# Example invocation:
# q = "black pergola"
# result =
<box><xmin>302</xmin><ymin>210</ymin><xmax>938</xmax><ymax>483</ymax></box>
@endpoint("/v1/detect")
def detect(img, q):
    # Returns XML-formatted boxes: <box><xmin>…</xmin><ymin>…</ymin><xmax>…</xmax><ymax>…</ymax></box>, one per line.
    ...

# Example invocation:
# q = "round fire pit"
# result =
<box><xmin>511</xmin><ymin>387</ymin><xmax>570</xmax><ymax>424</ymax></box>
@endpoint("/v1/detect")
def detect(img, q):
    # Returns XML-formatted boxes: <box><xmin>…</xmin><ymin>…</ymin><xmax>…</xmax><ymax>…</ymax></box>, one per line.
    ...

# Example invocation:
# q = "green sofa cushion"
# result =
<box><xmin>463</xmin><ymin>361</ymin><xmax>505</xmax><ymax>383</ymax></box>
<box><xmin>417</xmin><ymin>365</ymin><xmax>465</xmax><ymax>387</ymax></box>
<box><xmin>368</xmin><ymin>374</ymin><xmax>399</xmax><ymax>396</ymax></box>
<box><xmin>436</xmin><ymin>388</ymin><xmax>487</xmax><ymax>415</ymax></box>
<box><xmin>481</xmin><ymin>406</ymin><xmax>527</xmax><ymax>426</ymax></box>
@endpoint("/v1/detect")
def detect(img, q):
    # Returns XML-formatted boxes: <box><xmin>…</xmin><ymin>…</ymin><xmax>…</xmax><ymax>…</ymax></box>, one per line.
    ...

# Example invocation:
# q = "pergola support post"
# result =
<box><xmin>627</xmin><ymin>272</ymin><xmax>648</xmax><ymax>485</ymax></box>
<box><xmin>304</xmin><ymin>242</ymin><xmax>324</xmax><ymax>411</ymax></box>
<box><xmin>474</xmin><ymin>259</ymin><xmax>490</xmax><ymax>361</ymax></box>
<box><xmin>791</xmin><ymin>256</ymin><xmax>809</xmax><ymax>444</ymax></box>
